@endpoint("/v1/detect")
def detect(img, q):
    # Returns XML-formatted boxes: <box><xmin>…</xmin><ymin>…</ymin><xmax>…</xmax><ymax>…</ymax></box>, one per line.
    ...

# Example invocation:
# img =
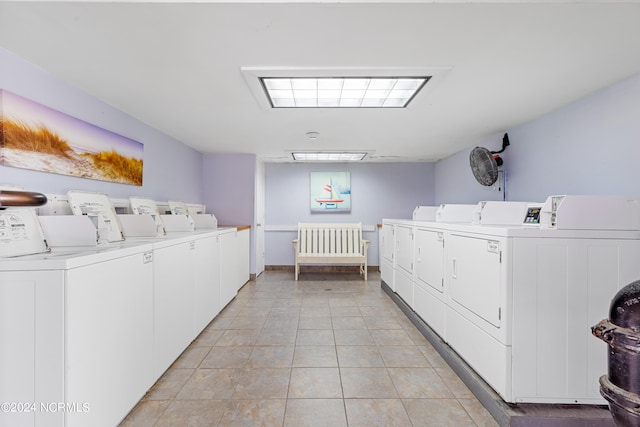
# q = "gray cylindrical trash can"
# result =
<box><xmin>592</xmin><ymin>280</ymin><xmax>640</xmax><ymax>426</ymax></box>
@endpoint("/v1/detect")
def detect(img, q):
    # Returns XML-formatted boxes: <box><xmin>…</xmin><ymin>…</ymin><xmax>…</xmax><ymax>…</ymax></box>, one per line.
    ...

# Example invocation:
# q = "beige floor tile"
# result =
<box><xmin>358</xmin><ymin>306</ymin><xmax>395</xmax><ymax>317</ymax></box>
<box><xmin>247</xmin><ymin>346</ymin><xmax>295</xmax><ymax>368</ymax></box>
<box><xmin>284</xmin><ymin>399</ymin><xmax>347</xmax><ymax>427</ymax></box>
<box><xmin>119</xmin><ymin>400</ymin><xmax>170</xmax><ymax>426</ymax></box>
<box><xmin>336</xmin><ymin>345</ymin><xmax>385</xmax><ymax>368</ymax></box>
<box><xmin>272</xmin><ymin>298</ymin><xmax>303</xmax><ymax>308</ymax></box>
<box><xmin>218</xmin><ymin>399</ymin><xmax>286</xmax><ymax>427</ymax></box>
<box><xmin>206</xmin><ymin>317</ymin><xmax>233</xmax><ymax>330</ymax></box>
<box><xmin>458</xmin><ymin>398</ymin><xmax>501</xmax><ymax>427</ymax></box>
<box><xmin>340</xmin><ymin>367</ymin><xmax>398</xmax><ymax>398</ymax></box>
<box><xmin>191</xmin><ymin>328</ymin><xmax>225</xmax><ymax>347</ymax></box>
<box><xmin>229</xmin><ymin>315</ymin><xmax>267</xmax><ymax>330</ymax></box>
<box><xmin>200</xmin><ymin>346</ymin><xmax>252</xmax><ymax>369</ymax></box>
<box><xmin>120</xmin><ymin>272</ymin><xmax>504</xmax><ymax>427</ymax></box>
<box><xmin>175</xmin><ymin>368</ymin><xmax>242</xmax><ymax>400</ymax></box>
<box><xmin>263</xmin><ymin>315</ymin><xmax>299</xmax><ymax>330</ymax></box>
<box><xmin>329</xmin><ymin>296</ymin><xmax>358</xmax><ymax>307</ymax></box>
<box><xmin>402</xmin><ymin>398</ymin><xmax>477</xmax><ymax>427</ymax></box>
<box><xmin>256</xmin><ymin>328</ymin><xmax>297</xmax><ymax>346</ymax></box>
<box><xmin>435</xmin><ymin>366</ymin><xmax>475</xmax><ymax>398</ymax></box>
<box><xmin>269</xmin><ymin>306</ymin><xmax>301</xmax><ymax>317</ymax></box>
<box><xmin>378</xmin><ymin>345</ymin><xmax>431</xmax><ymax>368</ymax></box>
<box><xmin>344</xmin><ymin>398</ymin><xmax>412</xmax><ymax>427</ymax></box>
<box><xmin>298</xmin><ymin>316</ymin><xmax>332</xmax><ymax>330</ymax></box>
<box><xmin>145</xmin><ymin>368</ymin><xmax>194</xmax><ymax>400</ymax></box>
<box><xmin>292</xmin><ymin>345</ymin><xmax>338</xmax><ymax>367</ymax></box>
<box><xmin>171</xmin><ymin>346</ymin><xmax>211</xmax><ymax>369</ymax></box>
<box><xmin>296</xmin><ymin>329</ymin><xmax>335</xmax><ymax>346</ymax></box>
<box><xmin>237</xmin><ymin>306</ymin><xmax>272</xmax><ymax>317</ymax></box>
<box><xmin>370</xmin><ymin>329</ymin><xmax>415</xmax><ymax>346</ymax></box>
<box><xmin>332</xmin><ymin>316</ymin><xmax>367</xmax><ymax>330</ymax></box>
<box><xmin>417</xmin><ymin>344</ymin><xmax>448</xmax><ymax>368</ymax></box>
<box><xmin>405</xmin><ymin>326</ymin><xmax>431</xmax><ymax>345</ymax></box>
<box><xmin>288</xmin><ymin>367</ymin><xmax>343</xmax><ymax>398</ymax></box>
<box><xmin>333</xmin><ymin>329</ymin><xmax>375</xmax><ymax>346</ymax></box>
<box><xmin>214</xmin><ymin>329</ymin><xmax>260</xmax><ymax>347</ymax></box>
<box><xmin>363</xmin><ymin>316</ymin><xmax>403</xmax><ymax>329</ymax></box>
<box><xmin>299</xmin><ymin>306</ymin><xmax>331</xmax><ymax>317</ymax></box>
<box><xmin>154</xmin><ymin>399</ymin><xmax>228</xmax><ymax>427</ymax></box>
<box><xmin>387</xmin><ymin>367</ymin><xmax>454</xmax><ymax>398</ymax></box>
<box><xmin>232</xmin><ymin>368</ymin><xmax>291</xmax><ymax>399</ymax></box>
<box><xmin>330</xmin><ymin>306</ymin><xmax>362</xmax><ymax>317</ymax></box>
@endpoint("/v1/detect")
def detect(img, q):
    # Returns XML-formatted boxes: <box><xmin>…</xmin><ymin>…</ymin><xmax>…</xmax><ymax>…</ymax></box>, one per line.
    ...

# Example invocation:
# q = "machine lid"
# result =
<box><xmin>0</xmin><ymin>208</ymin><xmax>50</xmax><ymax>257</ymax></box>
<box><xmin>67</xmin><ymin>190</ymin><xmax>124</xmax><ymax>243</ymax></box>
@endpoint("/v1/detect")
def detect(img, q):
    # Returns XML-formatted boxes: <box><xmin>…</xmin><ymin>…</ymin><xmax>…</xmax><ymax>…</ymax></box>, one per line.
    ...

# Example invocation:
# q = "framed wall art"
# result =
<box><xmin>0</xmin><ymin>89</ymin><xmax>144</xmax><ymax>186</ymax></box>
<box><xmin>310</xmin><ymin>171</ymin><xmax>351</xmax><ymax>212</ymax></box>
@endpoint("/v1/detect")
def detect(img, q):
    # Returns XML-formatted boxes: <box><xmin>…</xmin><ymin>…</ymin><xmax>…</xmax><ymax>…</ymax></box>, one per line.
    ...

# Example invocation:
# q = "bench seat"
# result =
<box><xmin>292</xmin><ymin>222</ymin><xmax>369</xmax><ymax>280</ymax></box>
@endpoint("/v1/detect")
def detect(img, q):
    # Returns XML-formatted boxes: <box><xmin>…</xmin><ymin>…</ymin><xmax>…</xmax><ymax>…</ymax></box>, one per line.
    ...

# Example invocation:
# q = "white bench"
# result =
<box><xmin>292</xmin><ymin>222</ymin><xmax>370</xmax><ymax>280</ymax></box>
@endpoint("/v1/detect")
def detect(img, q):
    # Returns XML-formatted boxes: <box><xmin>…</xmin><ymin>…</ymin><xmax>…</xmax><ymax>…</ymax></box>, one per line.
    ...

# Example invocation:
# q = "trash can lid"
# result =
<box><xmin>610</xmin><ymin>280</ymin><xmax>640</xmax><ymax>330</ymax></box>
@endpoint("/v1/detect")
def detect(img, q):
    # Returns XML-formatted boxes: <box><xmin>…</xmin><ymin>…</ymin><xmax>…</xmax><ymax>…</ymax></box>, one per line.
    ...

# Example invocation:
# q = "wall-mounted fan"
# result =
<box><xmin>469</xmin><ymin>133</ymin><xmax>510</xmax><ymax>186</ymax></box>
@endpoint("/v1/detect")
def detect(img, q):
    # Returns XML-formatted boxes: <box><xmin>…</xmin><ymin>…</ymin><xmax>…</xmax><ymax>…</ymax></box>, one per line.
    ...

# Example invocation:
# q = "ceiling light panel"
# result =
<box><xmin>261</xmin><ymin>77</ymin><xmax>429</xmax><ymax>108</ymax></box>
<box><xmin>292</xmin><ymin>152</ymin><xmax>368</xmax><ymax>161</ymax></box>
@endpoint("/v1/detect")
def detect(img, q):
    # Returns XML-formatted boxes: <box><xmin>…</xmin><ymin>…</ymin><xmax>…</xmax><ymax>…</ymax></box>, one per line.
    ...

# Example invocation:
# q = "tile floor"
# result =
<box><xmin>120</xmin><ymin>271</ymin><xmax>499</xmax><ymax>427</ymax></box>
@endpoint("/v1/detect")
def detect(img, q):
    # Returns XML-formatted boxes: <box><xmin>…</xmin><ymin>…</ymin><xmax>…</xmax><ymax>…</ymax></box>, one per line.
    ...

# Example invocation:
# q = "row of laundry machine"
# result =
<box><xmin>0</xmin><ymin>188</ymin><xmax>247</xmax><ymax>427</ymax></box>
<box><xmin>381</xmin><ymin>195</ymin><xmax>640</xmax><ymax>405</ymax></box>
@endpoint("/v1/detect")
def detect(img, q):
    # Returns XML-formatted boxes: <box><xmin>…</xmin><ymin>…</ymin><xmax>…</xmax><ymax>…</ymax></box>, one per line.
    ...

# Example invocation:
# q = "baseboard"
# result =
<box><xmin>266</xmin><ymin>265</ymin><xmax>378</xmax><ymax>273</ymax></box>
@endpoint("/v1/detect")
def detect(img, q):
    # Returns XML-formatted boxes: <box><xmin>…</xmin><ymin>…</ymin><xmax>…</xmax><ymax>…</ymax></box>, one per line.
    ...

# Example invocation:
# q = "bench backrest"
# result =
<box><xmin>297</xmin><ymin>223</ymin><xmax>364</xmax><ymax>255</ymax></box>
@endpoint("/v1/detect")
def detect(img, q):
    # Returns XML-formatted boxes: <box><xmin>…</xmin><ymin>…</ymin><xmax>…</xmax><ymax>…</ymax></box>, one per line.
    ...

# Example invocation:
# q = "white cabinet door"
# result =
<box><xmin>1</xmin><ymin>271</ymin><xmax>65</xmax><ymax>427</ymax></box>
<box><xmin>194</xmin><ymin>235</ymin><xmax>221</xmax><ymax>334</ymax></box>
<box><xmin>414</xmin><ymin>228</ymin><xmax>446</xmax><ymax>339</ymax></box>
<box><xmin>395</xmin><ymin>225</ymin><xmax>414</xmax><ymax>276</ymax></box>
<box><xmin>66</xmin><ymin>252</ymin><xmax>153</xmax><ymax>427</ymax></box>
<box><xmin>153</xmin><ymin>241</ymin><xmax>196</xmax><ymax>378</ymax></box>
<box><xmin>415</xmin><ymin>228</ymin><xmax>444</xmax><ymax>293</ymax></box>
<box><xmin>448</xmin><ymin>234</ymin><xmax>503</xmax><ymax>328</ymax></box>
<box><xmin>381</xmin><ymin>223</ymin><xmax>395</xmax><ymax>263</ymax></box>
<box><xmin>380</xmin><ymin>223</ymin><xmax>394</xmax><ymax>286</ymax></box>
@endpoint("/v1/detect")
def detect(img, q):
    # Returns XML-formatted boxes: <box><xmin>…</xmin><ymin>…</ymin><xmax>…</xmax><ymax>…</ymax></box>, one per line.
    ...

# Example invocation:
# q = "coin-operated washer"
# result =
<box><xmin>442</xmin><ymin>195</ymin><xmax>640</xmax><ymax>405</ymax></box>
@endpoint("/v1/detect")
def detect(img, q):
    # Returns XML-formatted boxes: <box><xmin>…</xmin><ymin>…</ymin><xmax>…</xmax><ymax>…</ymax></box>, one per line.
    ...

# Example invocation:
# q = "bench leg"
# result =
<box><xmin>295</xmin><ymin>262</ymin><xmax>299</xmax><ymax>280</ymax></box>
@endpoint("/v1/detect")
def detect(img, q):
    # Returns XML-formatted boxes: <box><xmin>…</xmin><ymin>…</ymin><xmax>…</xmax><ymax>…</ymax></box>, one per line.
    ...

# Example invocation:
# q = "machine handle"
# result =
<box><xmin>452</xmin><ymin>258</ymin><xmax>457</xmax><ymax>279</ymax></box>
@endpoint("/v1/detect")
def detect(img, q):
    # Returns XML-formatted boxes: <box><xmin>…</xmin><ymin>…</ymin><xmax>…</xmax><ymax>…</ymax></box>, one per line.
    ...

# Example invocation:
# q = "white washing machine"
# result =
<box><xmin>0</xmin><ymin>210</ymin><xmax>154</xmax><ymax>427</ymax></box>
<box><xmin>443</xmin><ymin>196</ymin><xmax>640</xmax><ymax>404</ymax></box>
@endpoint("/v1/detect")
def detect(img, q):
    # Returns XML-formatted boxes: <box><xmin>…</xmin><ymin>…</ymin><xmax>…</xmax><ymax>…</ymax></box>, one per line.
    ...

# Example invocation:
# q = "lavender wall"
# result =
<box><xmin>435</xmin><ymin>73</ymin><xmax>640</xmax><ymax>205</ymax></box>
<box><xmin>265</xmin><ymin>162</ymin><xmax>434</xmax><ymax>266</ymax></box>
<box><xmin>0</xmin><ymin>48</ymin><xmax>203</xmax><ymax>202</ymax></box>
<box><xmin>202</xmin><ymin>153</ymin><xmax>256</xmax><ymax>226</ymax></box>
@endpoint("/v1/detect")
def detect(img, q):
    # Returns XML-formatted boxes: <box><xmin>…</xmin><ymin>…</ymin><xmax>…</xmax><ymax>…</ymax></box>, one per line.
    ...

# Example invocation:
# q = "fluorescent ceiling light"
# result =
<box><xmin>292</xmin><ymin>152</ymin><xmax>368</xmax><ymax>161</ymax></box>
<box><xmin>261</xmin><ymin>77</ymin><xmax>429</xmax><ymax>108</ymax></box>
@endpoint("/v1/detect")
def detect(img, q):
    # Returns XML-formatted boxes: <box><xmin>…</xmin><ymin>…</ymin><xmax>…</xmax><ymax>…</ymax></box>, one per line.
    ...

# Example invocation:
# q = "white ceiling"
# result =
<box><xmin>1</xmin><ymin>0</ymin><xmax>640</xmax><ymax>162</ymax></box>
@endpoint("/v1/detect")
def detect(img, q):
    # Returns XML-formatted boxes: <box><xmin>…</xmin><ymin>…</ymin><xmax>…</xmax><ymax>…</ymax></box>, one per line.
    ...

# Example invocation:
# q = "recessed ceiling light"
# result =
<box><xmin>292</xmin><ymin>152</ymin><xmax>368</xmax><ymax>162</ymax></box>
<box><xmin>306</xmin><ymin>131</ymin><xmax>320</xmax><ymax>140</ymax></box>
<box><xmin>261</xmin><ymin>77</ymin><xmax>429</xmax><ymax>108</ymax></box>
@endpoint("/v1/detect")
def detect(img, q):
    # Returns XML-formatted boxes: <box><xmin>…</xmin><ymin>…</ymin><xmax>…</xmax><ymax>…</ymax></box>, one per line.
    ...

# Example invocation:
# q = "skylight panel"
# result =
<box><xmin>260</xmin><ymin>76</ymin><xmax>429</xmax><ymax>108</ymax></box>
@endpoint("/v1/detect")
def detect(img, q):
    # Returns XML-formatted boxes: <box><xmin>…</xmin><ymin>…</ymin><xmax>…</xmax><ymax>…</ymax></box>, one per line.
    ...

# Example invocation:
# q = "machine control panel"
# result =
<box><xmin>523</xmin><ymin>206</ymin><xmax>542</xmax><ymax>225</ymax></box>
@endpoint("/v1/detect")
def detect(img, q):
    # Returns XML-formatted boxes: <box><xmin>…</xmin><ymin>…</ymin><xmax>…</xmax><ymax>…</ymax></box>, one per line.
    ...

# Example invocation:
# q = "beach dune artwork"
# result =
<box><xmin>0</xmin><ymin>89</ymin><xmax>144</xmax><ymax>186</ymax></box>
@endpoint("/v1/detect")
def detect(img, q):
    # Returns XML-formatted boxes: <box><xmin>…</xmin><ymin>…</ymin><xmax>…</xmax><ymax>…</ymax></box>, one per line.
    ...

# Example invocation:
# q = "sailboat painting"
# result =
<box><xmin>310</xmin><ymin>172</ymin><xmax>351</xmax><ymax>212</ymax></box>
